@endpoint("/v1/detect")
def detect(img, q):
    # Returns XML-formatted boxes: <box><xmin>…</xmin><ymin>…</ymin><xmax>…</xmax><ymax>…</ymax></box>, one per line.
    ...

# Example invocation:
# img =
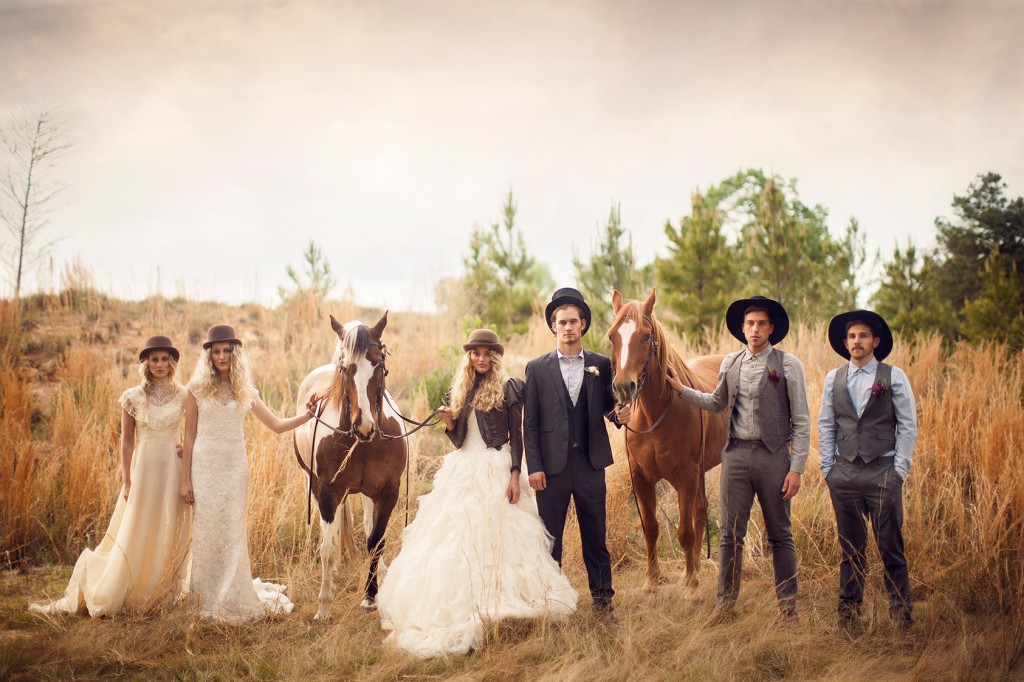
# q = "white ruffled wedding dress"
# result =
<box><xmin>188</xmin><ymin>385</ymin><xmax>293</xmax><ymax>623</ymax></box>
<box><xmin>377</xmin><ymin>411</ymin><xmax>577</xmax><ymax>657</ymax></box>
<box><xmin>29</xmin><ymin>382</ymin><xmax>192</xmax><ymax>616</ymax></box>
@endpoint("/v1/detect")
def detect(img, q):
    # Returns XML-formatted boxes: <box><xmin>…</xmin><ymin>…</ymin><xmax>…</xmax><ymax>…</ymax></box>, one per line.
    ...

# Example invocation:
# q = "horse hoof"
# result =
<box><xmin>360</xmin><ymin>598</ymin><xmax>377</xmax><ymax>612</ymax></box>
<box><xmin>313</xmin><ymin>612</ymin><xmax>333</xmax><ymax>622</ymax></box>
<box><xmin>643</xmin><ymin>580</ymin><xmax>659</xmax><ymax>593</ymax></box>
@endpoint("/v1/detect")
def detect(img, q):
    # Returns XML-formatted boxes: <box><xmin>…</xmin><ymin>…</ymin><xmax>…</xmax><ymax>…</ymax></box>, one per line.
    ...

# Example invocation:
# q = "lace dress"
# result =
<box><xmin>377</xmin><ymin>410</ymin><xmax>578</xmax><ymax>657</ymax></box>
<box><xmin>29</xmin><ymin>382</ymin><xmax>192</xmax><ymax>616</ymax></box>
<box><xmin>188</xmin><ymin>384</ymin><xmax>293</xmax><ymax>623</ymax></box>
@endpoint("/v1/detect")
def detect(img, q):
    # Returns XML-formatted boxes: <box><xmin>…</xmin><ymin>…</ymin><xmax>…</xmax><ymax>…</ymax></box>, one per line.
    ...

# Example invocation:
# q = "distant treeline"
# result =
<box><xmin>431</xmin><ymin>169</ymin><xmax>1023</xmax><ymax>348</ymax></box>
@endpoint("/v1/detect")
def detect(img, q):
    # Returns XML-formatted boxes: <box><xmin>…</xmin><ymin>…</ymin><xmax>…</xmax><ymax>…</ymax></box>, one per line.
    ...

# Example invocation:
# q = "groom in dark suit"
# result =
<box><xmin>524</xmin><ymin>287</ymin><xmax>632</xmax><ymax>613</ymax></box>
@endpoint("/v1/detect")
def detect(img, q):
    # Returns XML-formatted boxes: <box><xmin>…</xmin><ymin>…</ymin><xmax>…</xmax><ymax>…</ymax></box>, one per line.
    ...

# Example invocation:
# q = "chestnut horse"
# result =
<box><xmin>607</xmin><ymin>289</ymin><xmax>729</xmax><ymax>590</ymax></box>
<box><xmin>293</xmin><ymin>312</ymin><xmax>406</xmax><ymax>618</ymax></box>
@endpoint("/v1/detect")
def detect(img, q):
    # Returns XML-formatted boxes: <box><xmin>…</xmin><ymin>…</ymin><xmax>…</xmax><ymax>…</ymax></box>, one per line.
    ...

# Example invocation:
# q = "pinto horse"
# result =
<box><xmin>293</xmin><ymin>312</ymin><xmax>406</xmax><ymax>618</ymax></box>
<box><xmin>607</xmin><ymin>289</ymin><xmax>729</xmax><ymax>590</ymax></box>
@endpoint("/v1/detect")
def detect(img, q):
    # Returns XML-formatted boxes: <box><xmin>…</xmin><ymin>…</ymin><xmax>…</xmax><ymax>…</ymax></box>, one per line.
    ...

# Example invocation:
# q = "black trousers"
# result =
<box><xmin>536</xmin><ymin>446</ymin><xmax>614</xmax><ymax>604</ymax></box>
<box><xmin>826</xmin><ymin>455</ymin><xmax>912</xmax><ymax>618</ymax></box>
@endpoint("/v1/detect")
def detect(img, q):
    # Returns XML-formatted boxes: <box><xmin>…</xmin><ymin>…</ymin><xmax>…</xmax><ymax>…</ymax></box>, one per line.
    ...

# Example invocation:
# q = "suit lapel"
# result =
<box><xmin>546</xmin><ymin>351</ymin><xmax>567</xmax><ymax>412</ymax></box>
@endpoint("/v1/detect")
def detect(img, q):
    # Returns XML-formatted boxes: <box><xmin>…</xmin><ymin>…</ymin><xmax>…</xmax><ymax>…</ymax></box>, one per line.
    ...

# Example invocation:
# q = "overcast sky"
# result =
<box><xmin>3</xmin><ymin>0</ymin><xmax>1022</xmax><ymax>310</ymax></box>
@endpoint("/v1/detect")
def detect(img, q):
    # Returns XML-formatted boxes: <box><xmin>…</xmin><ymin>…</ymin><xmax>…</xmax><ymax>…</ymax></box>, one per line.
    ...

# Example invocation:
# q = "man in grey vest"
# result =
<box><xmin>667</xmin><ymin>296</ymin><xmax>810</xmax><ymax>619</ymax></box>
<box><xmin>818</xmin><ymin>310</ymin><xmax>917</xmax><ymax>630</ymax></box>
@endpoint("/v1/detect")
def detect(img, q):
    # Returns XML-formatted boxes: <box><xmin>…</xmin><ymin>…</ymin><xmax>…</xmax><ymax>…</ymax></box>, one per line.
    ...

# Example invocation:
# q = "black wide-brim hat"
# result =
<box><xmin>544</xmin><ymin>287</ymin><xmax>593</xmax><ymax>336</ymax></box>
<box><xmin>725</xmin><ymin>296</ymin><xmax>790</xmax><ymax>345</ymax></box>
<box><xmin>827</xmin><ymin>309</ymin><xmax>893</xmax><ymax>361</ymax></box>
<box><xmin>202</xmin><ymin>324</ymin><xmax>243</xmax><ymax>349</ymax></box>
<box><xmin>139</xmin><ymin>335</ymin><xmax>180</xmax><ymax>362</ymax></box>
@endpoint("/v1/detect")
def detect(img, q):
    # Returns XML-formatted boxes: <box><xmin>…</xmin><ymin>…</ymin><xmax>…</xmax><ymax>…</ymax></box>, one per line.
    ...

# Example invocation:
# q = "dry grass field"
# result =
<box><xmin>1</xmin><ymin>282</ymin><xmax>1023</xmax><ymax>681</ymax></box>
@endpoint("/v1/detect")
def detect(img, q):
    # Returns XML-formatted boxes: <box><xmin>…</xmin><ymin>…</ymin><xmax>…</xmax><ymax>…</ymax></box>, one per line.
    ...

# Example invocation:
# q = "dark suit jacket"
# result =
<box><xmin>523</xmin><ymin>349</ymin><xmax>618</xmax><ymax>475</ymax></box>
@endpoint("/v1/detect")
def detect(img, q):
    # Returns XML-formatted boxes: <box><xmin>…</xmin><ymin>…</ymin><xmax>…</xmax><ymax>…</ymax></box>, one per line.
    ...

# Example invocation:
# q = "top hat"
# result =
<box><xmin>725</xmin><ymin>296</ymin><xmax>790</xmax><ymax>345</ymax></box>
<box><xmin>139</xmin><ymin>335</ymin><xmax>180</xmax><ymax>362</ymax></box>
<box><xmin>463</xmin><ymin>328</ymin><xmax>504</xmax><ymax>356</ymax></box>
<box><xmin>202</xmin><ymin>324</ymin><xmax>243</xmax><ymax>350</ymax></box>
<box><xmin>827</xmin><ymin>310</ymin><xmax>894</xmax><ymax>361</ymax></box>
<box><xmin>544</xmin><ymin>287</ymin><xmax>593</xmax><ymax>336</ymax></box>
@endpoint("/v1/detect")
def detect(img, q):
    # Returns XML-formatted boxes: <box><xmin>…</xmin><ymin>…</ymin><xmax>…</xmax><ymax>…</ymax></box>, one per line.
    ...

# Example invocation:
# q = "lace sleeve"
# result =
<box><xmin>118</xmin><ymin>386</ymin><xmax>143</xmax><ymax>419</ymax></box>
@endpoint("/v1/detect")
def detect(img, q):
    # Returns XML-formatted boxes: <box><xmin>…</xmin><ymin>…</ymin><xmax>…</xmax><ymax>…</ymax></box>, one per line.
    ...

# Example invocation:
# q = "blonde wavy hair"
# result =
<box><xmin>188</xmin><ymin>342</ymin><xmax>252</xmax><ymax>403</ymax></box>
<box><xmin>138</xmin><ymin>354</ymin><xmax>179</xmax><ymax>391</ymax></box>
<box><xmin>448</xmin><ymin>350</ymin><xmax>509</xmax><ymax>418</ymax></box>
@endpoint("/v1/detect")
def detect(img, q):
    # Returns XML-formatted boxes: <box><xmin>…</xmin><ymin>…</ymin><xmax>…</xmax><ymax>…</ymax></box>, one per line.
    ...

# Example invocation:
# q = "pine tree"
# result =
<box><xmin>654</xmin><ymin>190</ymin><xmax>736</xmax><ymax>336</ymax></box>
<box><xmin>962</xmin><ymin>249</ymin><xmax>1024</xmax><ymax>348</ymax></box>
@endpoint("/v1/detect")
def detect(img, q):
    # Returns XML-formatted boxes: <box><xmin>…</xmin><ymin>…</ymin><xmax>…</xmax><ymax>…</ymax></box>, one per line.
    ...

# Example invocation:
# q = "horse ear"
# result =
<box><xmin>330</xmin><ymin>314</ymin><xmax>343</xmax><ymax>335</ymax></box>
<box><xmin>643</xmin><ymin>288</ymin><xmax>657</xmax><ymax>316</ymax></box>
<box><xmin>371</xmin><ymin>310</ymin><xmax>388</xmax><ymax>337</ymax></box>
<box><xmin>612</xmin><ymin>290</ymin><xmax>623</xmax><ymax>313</ymax></box>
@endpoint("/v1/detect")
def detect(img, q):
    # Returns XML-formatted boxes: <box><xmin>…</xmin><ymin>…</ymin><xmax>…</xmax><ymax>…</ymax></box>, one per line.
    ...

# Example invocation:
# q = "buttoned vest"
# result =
<box><xmin>725</xmin><ymin>347</ymin><xmax>792</xmax><ymax>457</ymax></box>
<box><xmin>833</xmin><ymin>362</ymin><xmax>896</xmax><ymax>463</ymax></box>
<box><xmin>562</xmin><ymin>376</ymin><xmax>590</xmax><ymax>454</ymax></box>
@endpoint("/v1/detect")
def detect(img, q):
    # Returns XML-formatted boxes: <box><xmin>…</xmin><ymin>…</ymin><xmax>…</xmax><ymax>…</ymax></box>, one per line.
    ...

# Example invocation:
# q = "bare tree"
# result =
<box><xmin>1</xmin><ymin>109</ymin><xmax>71</xmax><ymax>300</ymax></box>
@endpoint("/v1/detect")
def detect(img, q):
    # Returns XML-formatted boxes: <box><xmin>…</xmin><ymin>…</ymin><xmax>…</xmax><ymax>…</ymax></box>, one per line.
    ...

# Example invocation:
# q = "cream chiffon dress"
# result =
<box><xmin>29</xmin><ymin>382</ymin><xmax>192</xmax><ymax>616</ymax></box>
<box><xmin>377</xmin><ymin>410</ymin><xmax>578</xmax><ymax>657</ymax></box>
<box><xmin>187</xmin><ymin>384</ymin><xmax>293</xmax><ymax>623</ymax></box>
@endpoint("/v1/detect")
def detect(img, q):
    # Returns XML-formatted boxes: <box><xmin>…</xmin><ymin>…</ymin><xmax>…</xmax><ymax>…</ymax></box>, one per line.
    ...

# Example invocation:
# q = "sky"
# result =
<box><xmin>2</xmin><ymin>0</ymin><xmax>1022</xmax><ymax>310</ymax></box>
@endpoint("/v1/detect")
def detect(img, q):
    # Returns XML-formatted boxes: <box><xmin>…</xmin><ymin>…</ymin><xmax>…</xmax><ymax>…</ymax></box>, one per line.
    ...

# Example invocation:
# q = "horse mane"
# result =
<box><xmin>326</xmin><ymin>320</ymin><xmax>370</xmax><ymax>408</ymax></box>
<box><xmin>608</xmin><ymin>299</ymin><xmax>699</xmax><ymax>398</ymax></box>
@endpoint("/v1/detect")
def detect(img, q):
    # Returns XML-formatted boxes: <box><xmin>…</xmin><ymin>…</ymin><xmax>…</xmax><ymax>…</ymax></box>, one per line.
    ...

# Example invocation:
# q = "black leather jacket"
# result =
<box><xmin>445</xmin><ymin>377</ymin><xmax>525</xmax><ymax>472</ymax></box>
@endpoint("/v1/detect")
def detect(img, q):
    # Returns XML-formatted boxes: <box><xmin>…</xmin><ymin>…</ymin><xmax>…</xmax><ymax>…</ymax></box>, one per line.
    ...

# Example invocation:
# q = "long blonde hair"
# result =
<box><xmin>188</xmin><ymin>343</ymin><xmax>252</xmax><ymax>402</ymax></box>
<box><xmin>448</xmin><ymin>350</ymin><xmax>509</xmax><ymax>417</ymax></box>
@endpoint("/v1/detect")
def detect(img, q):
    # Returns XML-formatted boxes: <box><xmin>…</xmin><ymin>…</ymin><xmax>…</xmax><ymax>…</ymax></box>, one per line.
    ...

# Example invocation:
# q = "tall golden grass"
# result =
<box><xmin>2</xmin><ymin>288</ymin><xmax>1023</xmax><ymax>679</ymax></box>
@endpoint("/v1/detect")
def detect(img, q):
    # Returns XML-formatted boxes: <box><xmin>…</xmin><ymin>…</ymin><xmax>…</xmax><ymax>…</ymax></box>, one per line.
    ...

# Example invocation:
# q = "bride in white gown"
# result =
<box><xmin>179</xmin><ymin>324</ymin><xmax>316</xmax><ymax>623</ymax></box>
<box><xmin>377</xmin><ymin>329</ymin><xmax>577</xmax><ymax>657</ymax></box>
<box><xmin>29</xmin><ymin>336</ymin><xmax>191</xmax><ymax>616</ymax></box>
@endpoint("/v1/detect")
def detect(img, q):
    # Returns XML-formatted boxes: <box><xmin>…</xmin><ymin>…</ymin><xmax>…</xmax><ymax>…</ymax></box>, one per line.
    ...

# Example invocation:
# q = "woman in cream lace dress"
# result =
<box><xmin>179</xmin><ymin>324</ymin><xmax>316</xmax><ymax>623</ymax></box>
<box><xmin>377</xmin><ymin>329</ymin><xmax>577</xmax><ymax>657</ymax></box>
<box><xmin>30</xmin><ymin>336</ymin><xmax>192</xmax><ymax>616</ymax></box>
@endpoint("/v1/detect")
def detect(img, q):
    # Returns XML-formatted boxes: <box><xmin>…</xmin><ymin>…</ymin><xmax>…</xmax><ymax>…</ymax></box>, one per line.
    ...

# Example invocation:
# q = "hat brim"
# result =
<box><xmin>725</xmin><ymin>297</ymin><xmax>790</xmax><ymax>345</ymax></box>
<box><xmin>140</xmin><ymin>347</ymin><xmax>180</xmax><ymax>362</ymax></box>
<box><xmin>827</xmin><ymin>310</ymin><xmax>893</xmax><ymax>361</ymax></box>
<box><xmin>544</xmin><ymin>297</ymin><xmax>593</xmax><ymax>336</ymax></box>
<box><xmin>463</xmin><ymin>341</ymin><xmax>505</xmax><ymax>356</ymax></box>
<box><xmin>202</xmin><ymin>338</ymin><xmax>242</xmax><ymax>350</ymax></box>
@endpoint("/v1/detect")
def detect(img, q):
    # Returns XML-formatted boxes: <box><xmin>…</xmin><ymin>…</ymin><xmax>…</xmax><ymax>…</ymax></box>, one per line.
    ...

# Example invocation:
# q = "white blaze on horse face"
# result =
<box><xmin>352</xmin><ymin>354</ymin><xmax>376</xmax><ymax>435</ymax></box>
<box><xmin>617</xmin><ymin>320</ymin><xmax>637</xmax><ymax>370</ymax></box>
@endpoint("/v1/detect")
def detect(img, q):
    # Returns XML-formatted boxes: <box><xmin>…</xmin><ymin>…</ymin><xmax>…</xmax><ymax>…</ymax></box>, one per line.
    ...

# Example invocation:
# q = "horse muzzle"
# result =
<box><xmin>612</xmin><ymin>379</ymin><xmax>638</xmax><ymax>406</ymax></box>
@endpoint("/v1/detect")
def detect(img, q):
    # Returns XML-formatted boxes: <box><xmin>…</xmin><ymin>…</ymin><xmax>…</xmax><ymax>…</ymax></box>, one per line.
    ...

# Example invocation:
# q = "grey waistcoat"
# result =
<box><xmin>725</xmin><ymin>347</ymin><xmax>792</xmax><ymax>457</ymax></box>
<box><xmin>833</xmin><ymin>362</ymin><xmax>897</xmax><ymax>463</ymax></box>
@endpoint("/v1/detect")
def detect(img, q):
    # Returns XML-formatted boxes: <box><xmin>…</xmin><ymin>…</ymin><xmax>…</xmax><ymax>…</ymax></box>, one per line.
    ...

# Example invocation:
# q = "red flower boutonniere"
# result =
<box><xmin>871</xmin><ymin>381</ymin><xmax>887</xmax><ymax>396</ymax></box>
<box><xmin>767</xmin><ymin>369</ymin><xmax>781</xmax><ymax>382</ymax></box>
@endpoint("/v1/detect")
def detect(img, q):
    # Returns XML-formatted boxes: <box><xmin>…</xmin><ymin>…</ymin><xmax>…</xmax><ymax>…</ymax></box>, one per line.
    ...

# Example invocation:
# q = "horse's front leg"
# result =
<box><xmin>677</xmin><ymin>463</ymin><xmax>704</xmax><ymax>589</ymax></box>
<box><xmin>314</xmin><ymin>489</ymin><xmax>348</xmax><ymax>621</ymax></box>
<box><xmin>361</xmin><ymin>490</ymin><xmax>398</xmax><ymax>611</ymax></box>
<box><xmin>632</xmin><ymin>469</ymin><xmax>661</xmax><ymax>591</ymax></box>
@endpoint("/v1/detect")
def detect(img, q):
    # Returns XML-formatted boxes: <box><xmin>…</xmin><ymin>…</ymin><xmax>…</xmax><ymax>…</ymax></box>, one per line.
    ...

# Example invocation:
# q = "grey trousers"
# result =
<box><xmin>826</xmin><ymin>455</ymin><xmax>911</xmax><ymax>619</ymax></box>
<box><xmin>717</xmin><ymin>439</ymin><xmax>798</xmax><ymax>613</ymax></box>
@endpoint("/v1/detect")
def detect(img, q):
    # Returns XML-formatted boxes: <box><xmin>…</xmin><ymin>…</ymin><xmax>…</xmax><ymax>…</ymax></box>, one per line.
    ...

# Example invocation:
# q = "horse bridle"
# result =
<box><xmin>619</xmin><ymin>316</ymin><xmax>672</xmax><ymax>435</ymax></box>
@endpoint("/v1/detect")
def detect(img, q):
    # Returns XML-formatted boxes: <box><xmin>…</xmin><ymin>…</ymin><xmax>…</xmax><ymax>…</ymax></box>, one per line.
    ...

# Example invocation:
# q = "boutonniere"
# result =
<box><xmin>585</xmin><ymin>366</ymin><xmax>600</xmax><ymax>378</ymax></box>
<box><xmin>767</xmin><ymin>369</ymin><xmax>781</xmax><ymax>382</ymax></box>
<box><xmin>871</xmin><ymin>381</ymin><xmax>888</xmax><ymax>396</ymax></box>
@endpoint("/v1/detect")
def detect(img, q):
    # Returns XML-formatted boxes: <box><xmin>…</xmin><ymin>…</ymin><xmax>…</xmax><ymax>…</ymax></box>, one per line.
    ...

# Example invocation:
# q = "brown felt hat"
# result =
<box><xmin>139</xmin><ymin>335</ymin><xmax>180</xmax><ymax>362</ymax></box>
<box><xmin>202</xmin><ymin>324</ymin><xmax>243</xmax><ymax>349</ymax></box>
<box><xmin>462</xmin><ymin>328</ymin><xmax>504</xmax><ymax>356</ymax></box>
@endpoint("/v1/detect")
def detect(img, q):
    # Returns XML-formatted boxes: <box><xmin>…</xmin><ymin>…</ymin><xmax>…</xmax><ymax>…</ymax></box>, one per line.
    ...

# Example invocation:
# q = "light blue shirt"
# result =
<box><xmin>556</xmin><ymin>347</ymin><xmax>586</xmax><ymax>406</ymax></box>
<box><xmin>817</xmin><ymin>357</ymin><xmax>918</xmax><ymax>481</ymax></box>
